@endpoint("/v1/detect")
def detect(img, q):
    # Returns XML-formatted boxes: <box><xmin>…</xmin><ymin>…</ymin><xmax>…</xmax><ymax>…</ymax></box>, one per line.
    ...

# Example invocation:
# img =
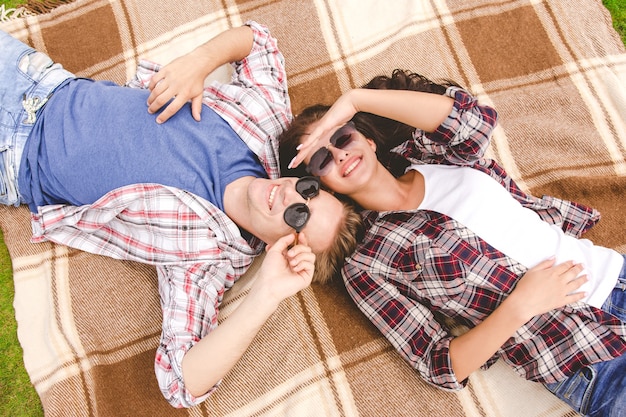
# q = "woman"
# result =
<box><xmin>279</xmin><ymin>70</ymin><xmax>626</xmax><ymax>417</ymax></box>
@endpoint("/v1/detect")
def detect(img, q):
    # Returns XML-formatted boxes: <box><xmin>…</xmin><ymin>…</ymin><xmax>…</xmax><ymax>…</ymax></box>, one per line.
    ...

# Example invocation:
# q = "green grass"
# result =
<box><xmin>0</xmin><ymin>230</ymin><xmax>43</xmax><ymax>417</ymax></box>
<box><xmin>0</xmin><ymin>0</ymin><xmax>24</xmax><ymax>8</ymax></box>
<box><xmin>0</xmin><ymin>0</ymin><xmax>26</xmax><ymax>9</ymax></box>
<box><xmin>604</xmin><ymin>0</ymin><xmax>626</xmax><ymax>45</ymax></box>
<box><xmin>0</xmin><ymin>1</ymin><xmax>624</xmax><ymax>416</ymax></box>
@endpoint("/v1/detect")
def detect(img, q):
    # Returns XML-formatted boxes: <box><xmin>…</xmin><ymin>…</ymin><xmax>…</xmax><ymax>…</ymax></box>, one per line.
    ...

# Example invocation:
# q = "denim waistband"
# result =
<box><xmin>0</xmin><ymin>30</ymin><xmax>75</xmax><ymax>205</ymax></box>
<box><xmin>22</xmin><ymin>65</ymin><xmax>74</xmax><ymax>123</ymax></box>
<box><xmin>1</xmin><ymin>30</ymin><xmax>74</xmax><ymax>117</ymax></box>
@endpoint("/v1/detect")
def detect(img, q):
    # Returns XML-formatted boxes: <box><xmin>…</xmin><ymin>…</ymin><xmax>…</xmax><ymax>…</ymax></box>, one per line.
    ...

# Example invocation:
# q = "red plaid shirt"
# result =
<box><xmin>342</xmin><ymin>88</ymin><xmax>626</xmax><ymax>390</ymax></box>
<box><xmin>29</xmin><ymin>21</ymin><xmax>291</xmax><ymax>408</ymax></box>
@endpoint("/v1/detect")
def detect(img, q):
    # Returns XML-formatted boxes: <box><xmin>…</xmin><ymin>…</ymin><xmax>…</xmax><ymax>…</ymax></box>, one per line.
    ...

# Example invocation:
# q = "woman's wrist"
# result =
<box><xmin>499</xmin><ymin>292</ymin><xmax>534</xmax><ymax>326</ymax></box>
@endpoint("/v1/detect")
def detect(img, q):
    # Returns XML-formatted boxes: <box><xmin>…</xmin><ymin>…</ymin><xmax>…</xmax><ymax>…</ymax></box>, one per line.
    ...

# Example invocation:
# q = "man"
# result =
<box><xmin>0</xmin><ymin>22</ymin><xmax>362</xmax><ymax>408</ymax></box>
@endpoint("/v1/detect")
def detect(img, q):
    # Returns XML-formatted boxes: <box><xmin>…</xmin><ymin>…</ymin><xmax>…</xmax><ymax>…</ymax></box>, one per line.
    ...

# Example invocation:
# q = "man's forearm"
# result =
<box><xmin>190</xmin><ymin>25</ymin><xmax>254</xmax><ymax>76</ymax></box>
<box><xmin>181</xmin><ymin>286</ymin><xmax>280</xmax><ymax>397</ymax></box>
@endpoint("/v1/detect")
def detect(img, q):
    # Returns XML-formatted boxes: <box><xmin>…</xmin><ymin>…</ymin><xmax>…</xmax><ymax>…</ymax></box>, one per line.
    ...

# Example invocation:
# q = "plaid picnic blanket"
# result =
<box><xmin>1</xmin><ymin>0</ymin><xmax>625</xmax><ymax>416</ymax></box>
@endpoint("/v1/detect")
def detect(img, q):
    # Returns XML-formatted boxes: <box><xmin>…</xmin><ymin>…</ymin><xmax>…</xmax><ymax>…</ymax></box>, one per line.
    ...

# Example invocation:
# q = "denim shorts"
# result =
<box><xmin>545</xmin><ymin>254</ymin><xmax>626</xmax><ymax>417</ymax></box>
<box><xmin>0</xmin><ymin>30</ymin><xmax>74</xmax><ymax>206</ymax></box>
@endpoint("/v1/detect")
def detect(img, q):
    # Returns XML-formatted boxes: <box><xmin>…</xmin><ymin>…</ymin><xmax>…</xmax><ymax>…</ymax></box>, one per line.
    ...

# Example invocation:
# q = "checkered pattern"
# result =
<box><xmin>1</xmin><ymin>0</ymin><xmax>625</xmax><ymax>415</ymax></box>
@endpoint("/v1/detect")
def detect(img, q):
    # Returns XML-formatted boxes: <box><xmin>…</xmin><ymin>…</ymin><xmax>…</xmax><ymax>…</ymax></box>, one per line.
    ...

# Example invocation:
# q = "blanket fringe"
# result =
<box><xmin>22</xmin><ymin>0</ymin><xmax>76</xmax><ymax>15</ymax></box>
<box><xmin>0</xmin><ymin>0</ymin><xmax>76</xmax><ymax>21</ymax></box>
<box><xmin>0</xmin><ymin>5</ymin><xmax>33</xmax><ymax>21</ymax></box>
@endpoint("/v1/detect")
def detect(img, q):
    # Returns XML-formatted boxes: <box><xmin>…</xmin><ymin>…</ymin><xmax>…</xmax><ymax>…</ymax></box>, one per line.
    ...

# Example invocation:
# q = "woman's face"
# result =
<box><xmin>301</xmin><ymin>120</ymin><xmax>378</xmax><ymax>195</ymax></box>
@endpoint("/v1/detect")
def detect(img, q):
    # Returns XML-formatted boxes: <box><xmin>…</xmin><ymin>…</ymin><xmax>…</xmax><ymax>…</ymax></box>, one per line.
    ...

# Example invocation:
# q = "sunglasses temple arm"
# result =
<box><xmin>294</xmin><ymin>232</ymin><xmax>299</xmax><ymax>246</ymax></box>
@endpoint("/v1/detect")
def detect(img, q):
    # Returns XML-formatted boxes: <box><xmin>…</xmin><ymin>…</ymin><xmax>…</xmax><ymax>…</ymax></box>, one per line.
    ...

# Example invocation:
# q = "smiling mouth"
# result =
<box><xmin>343</xmin><ymin>158</ymin><xmax>360</xmax><ymax>176</ymax></box>
<box><xmin>268</xmin><ymin>184</ymin><xmax>278</xmax><ymax>209</ymax></box>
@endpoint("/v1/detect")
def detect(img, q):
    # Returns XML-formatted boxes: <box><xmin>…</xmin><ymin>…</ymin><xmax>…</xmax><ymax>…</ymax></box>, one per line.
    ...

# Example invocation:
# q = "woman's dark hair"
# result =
<box><xmin>279</xmin><ymin>104</ymin><xmax>330</xmax><ymax>178</ymax></box>
<box><xmin>279</xmin><ymin>69</ymin><xmax>460</xmax><ymax>178</ymax></box>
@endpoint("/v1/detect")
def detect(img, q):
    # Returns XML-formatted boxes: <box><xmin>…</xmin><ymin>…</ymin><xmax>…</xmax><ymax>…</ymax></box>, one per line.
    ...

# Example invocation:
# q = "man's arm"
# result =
<box><xmin>146</xmin><ymin>25</ymin><xmax>254</xmax><ymax>123</ymax></box>
<box><xmin>180</xmin><ymin>233</ymin><xmax>314</xmax><ymax>401</ymax></box>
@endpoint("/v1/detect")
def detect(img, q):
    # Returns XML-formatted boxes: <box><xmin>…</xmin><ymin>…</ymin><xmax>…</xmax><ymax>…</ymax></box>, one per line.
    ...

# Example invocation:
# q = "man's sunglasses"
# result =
<box><xmin>306</xmin><ymin>121</ymin><xmax>357</xmax><ymax>176</ymax></box>
<box><xmin>283</xmin><ymin>176</ymin><xmax>320</xmax><ymax>244</ymax></box>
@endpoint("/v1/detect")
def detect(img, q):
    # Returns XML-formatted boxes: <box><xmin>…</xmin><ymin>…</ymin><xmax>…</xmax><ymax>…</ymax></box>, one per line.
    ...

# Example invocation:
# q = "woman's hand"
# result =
<box><xmin>147</xmin><ymin>51</ymin><xmax>209</xmax><ymax>123</ymax></box>
<box><xmin>449</xmin><ymin>257</ymin><xmax>587</xmax><ymax>381</ymax></box>
<box><xmin>508</xmin><ymin>258</ymin><xmax>588</xmax><ymax>321</ymax></box>
<box><xmin>288</xmin><ymin>90</ymin><xmax>359</xmax><ymax>170</ymax></box>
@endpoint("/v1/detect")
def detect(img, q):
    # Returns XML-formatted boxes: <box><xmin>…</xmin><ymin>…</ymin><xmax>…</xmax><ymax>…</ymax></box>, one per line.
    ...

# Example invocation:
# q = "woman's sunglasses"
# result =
<box><xmin>306</xmin><ymin>122</ymin><xmax>357</xmax><ymax>176</ymax></box>
<box><xmin>283</xmin><ymin>176</ymin><xmax>320</xmax><ymax>244</ymax></box>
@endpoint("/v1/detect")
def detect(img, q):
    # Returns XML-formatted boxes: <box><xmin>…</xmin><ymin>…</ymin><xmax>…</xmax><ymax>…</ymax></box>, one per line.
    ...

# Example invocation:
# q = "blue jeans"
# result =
<box><xmin>0</xmin><ymin>30</ymin><xmax>74</xmax><ymax>206</ymax></box>
<box><xmin>545</xmin><ymin>255</ymin><xmax>626</xmax><ymax>416</ymax></box>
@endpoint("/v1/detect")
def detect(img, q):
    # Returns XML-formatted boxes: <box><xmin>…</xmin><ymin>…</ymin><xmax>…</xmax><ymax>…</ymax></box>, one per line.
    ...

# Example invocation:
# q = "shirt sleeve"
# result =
<box><xmin>154</xmin><ymin>262</ymin><xmax>232</xmax><ymax>408</ymax></box>
<box><xmin>202</xmin><ymin>20</ymin><xmax>291</xmax><ymax>176</ymax></box>
<box><xmin>342</xmin><ymin>252</ymin><xmax>466</xmax><ymax>391</ymax></box>
<box><xmin>399</xmin><ymin>87</ymin><xmax>498</xmax><ymax>166</ymax></box>
<box><xmin>125</xmin><ymin>60</ymin><xmax>159</xmax><ymax>89</ymax></box>
<box><xmin>29</xmin><ymin>184</ymin><xmax>254</xmax><ymax>408</ymax></box>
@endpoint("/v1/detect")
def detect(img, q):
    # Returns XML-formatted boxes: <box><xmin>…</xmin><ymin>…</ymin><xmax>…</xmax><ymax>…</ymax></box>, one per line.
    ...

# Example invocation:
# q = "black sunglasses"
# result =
<box><xmin>283</xmin><ymin>176</ymin><xmax>320</xmax><ymax>244</ymax></box>
<box><xmin>306</xmin><ymin>121</ymin><xmax>357</xmax><ymax>176</ymax></box>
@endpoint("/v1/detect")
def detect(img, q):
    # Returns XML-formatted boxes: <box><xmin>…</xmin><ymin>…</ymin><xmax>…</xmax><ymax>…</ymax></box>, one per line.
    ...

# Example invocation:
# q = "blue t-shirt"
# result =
<box><xmin>19</xmin><ymin>79</ymin><xmax>267</xmax><ymax>212</ymax></box>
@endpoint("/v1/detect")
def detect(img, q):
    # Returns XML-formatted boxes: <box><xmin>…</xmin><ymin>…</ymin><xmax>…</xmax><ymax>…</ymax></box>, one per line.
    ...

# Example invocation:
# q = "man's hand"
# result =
<box><xmin>147</xmin><ymin>52</ymin><xmax>207</xmax><ymax>123</ymax></box>
<box><xmin>145</xmin><ymin>25</ymin><xmax>254</xmax><ymax>124</ymax></box>
<box><xmin>253</xmin><ymin>232</ymin><xmax>315</xmax><ymax>305</ymax></box>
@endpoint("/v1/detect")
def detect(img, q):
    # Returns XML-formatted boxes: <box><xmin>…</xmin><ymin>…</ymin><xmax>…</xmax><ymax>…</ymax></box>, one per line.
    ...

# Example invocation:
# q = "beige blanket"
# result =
<box><xmin>1</xmin><ymin>0</ymin><xmax>625</xmax><ymax>416</ymax></box>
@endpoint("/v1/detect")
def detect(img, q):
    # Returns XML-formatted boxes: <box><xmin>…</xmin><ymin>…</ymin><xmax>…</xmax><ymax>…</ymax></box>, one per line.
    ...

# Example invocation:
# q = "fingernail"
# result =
<box><xmin>296</xmin><ymin>144</ymin><xmax>303</xmax><ymax>150</ymax></box>
<box><xmin>288</xmin><ymin>157</ymin><xmax>296</xmax><ymax>169</ymax></box>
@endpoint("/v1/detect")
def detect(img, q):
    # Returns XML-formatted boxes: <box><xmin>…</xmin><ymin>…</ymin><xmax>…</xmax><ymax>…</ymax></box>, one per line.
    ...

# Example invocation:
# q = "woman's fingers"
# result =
<box><xmin>287</xmin><ymin>125</ymin><xmax>335</xmax><ymax>169</ymax></box>
<box><xmin>565</xmin><ymin>273</ymin><xmax>588</xmax><ymax>295</ymax></box>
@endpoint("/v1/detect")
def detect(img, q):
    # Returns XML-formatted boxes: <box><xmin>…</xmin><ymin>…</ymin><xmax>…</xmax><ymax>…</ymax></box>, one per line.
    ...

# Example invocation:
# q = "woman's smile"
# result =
<box><xmin>342</xmin><ymin>156</ymin><xmax>362</xmax><ymax>177</ymax></box>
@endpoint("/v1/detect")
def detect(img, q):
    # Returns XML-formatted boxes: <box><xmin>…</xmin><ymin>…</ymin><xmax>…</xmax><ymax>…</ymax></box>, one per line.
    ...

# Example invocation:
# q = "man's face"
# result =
<box><xmin>246</xmin><ymin>177</ymin><xmax>344</xmax><ymax>254</ymax></box>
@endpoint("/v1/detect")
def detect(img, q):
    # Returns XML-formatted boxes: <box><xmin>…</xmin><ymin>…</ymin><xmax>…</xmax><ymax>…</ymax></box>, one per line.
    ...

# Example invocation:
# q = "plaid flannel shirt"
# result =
<box><xmin>342</xmin><ymin>87</ymin><xmax>626</xmax><ymax>391</ymax></box>
<box><xmin>29</xmin><ymin>21</ymin><xmax>291</xmax><ymax>408</ymax></box>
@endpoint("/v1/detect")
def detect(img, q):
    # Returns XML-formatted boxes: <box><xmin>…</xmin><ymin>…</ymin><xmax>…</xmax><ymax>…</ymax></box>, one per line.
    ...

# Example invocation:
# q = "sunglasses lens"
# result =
<box><xmin>332</xmin><ymin>133</ymin><xmax>353</xmax><ymax>149</ymax></box>
<box><xmin>308</xmin><ymin>148</ymin><xmax>332</xmax><ymax>176</ymax></box>
<box><xmin>283</xmin><ymin>203</ymin><xmax>310</xmax><ymax>232</ymax></box>
<box><xmin>307</xmin><ymin>122</ymin><xmax>356</xmax><ymax>176</ymax></box>
<box><xmin>330</xmin><ymin>122</ymin><xmax>355</xmax><ymax>147</ymax></box>
<box><xmin>295</xmin><ymin>176</ymin><xmax>320</xmax><ymax>200</ymax></box>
